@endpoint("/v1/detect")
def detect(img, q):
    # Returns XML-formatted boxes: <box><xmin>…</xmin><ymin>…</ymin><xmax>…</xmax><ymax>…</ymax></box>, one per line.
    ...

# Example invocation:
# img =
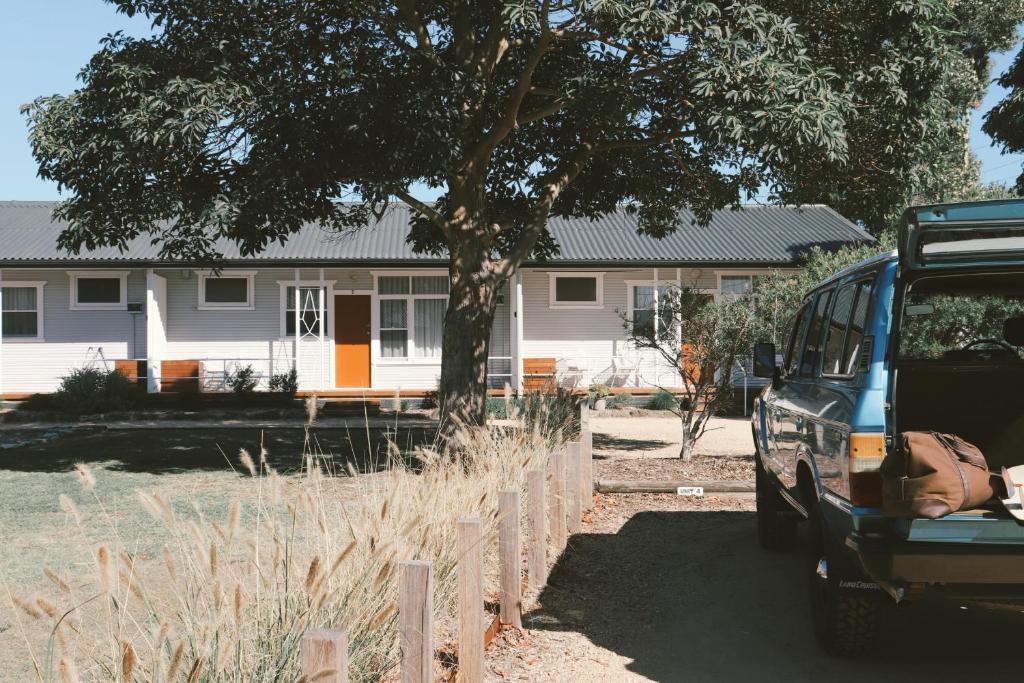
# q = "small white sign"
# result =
<box><xmin>677</xmin><ymin>486</ymin><xmax>704</xmax><ymax>497</ymax></box>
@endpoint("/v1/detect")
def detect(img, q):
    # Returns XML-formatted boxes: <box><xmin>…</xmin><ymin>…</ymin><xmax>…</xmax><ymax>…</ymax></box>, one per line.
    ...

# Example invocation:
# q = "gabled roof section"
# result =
<box><xmin>0</xmin><ymin>201</ymin><xmax>872</xmax><ymax>267</ymax></box>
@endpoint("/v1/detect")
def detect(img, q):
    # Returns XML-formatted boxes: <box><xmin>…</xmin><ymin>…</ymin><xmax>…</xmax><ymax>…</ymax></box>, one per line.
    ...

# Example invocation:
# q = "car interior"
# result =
<box><xmin>894</xmin><ymin>272</ymin><xmax>1024</xmax><ymax>473</ymax></box>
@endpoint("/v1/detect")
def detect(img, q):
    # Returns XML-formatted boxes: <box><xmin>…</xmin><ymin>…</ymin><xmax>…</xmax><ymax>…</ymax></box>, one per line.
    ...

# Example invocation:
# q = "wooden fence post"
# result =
<box><xmin>581</xmin><ymin>428</ymin><xmax>594</xmax><ymax>511</ymax></box>
<box><xmin>457</xmin><ymin>518</ymin><xmax>484</xmax><ymax>683</ymax></box>
<box><xmin>549</xmin><ymin>450</ymin><xmax>567</xmax><ymax>552</ymax></box>
<box><xmin>399</xmin><ymin>560</ymin><xmax>433</xmax><ymax>683</ymax></box>
<box><xmin>498</xmin><ymin>490</ymin><xmax>523</xmax><ymax>629</ymax></box>
<box><xmin>526</xmin><ymin>470</ymin><xmax>547</xmax><ymax>591</ymax></box>
<box><xmin>300</xmin><ymin>629</ymin><xmax>348</xmax><ymax>683</ymax></box>
<box><xmin>566</xmin><ymin>442</ymin><xmax>582</xmax><ymax>535</ymax></box>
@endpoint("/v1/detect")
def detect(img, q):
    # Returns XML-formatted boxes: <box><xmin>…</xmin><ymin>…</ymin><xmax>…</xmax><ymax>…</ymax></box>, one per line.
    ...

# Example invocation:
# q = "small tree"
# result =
<box><xmin>624</xmin><ymin>287</ymin><xmax>756</xmax><ymax>460</ymax></box>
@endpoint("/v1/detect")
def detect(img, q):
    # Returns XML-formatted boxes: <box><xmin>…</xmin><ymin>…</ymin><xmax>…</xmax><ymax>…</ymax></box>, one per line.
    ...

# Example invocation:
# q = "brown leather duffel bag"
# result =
<box><xmin>880</xmin><ymin>431</ymin><xmax>998</xmax><ymax>519</ymax></box>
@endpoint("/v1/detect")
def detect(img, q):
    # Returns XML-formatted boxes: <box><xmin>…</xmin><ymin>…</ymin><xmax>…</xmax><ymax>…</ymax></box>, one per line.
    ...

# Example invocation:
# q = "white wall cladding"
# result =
<box><xmin>520</xmin><ymin>267</ymin><xmax>734</xmax><ymax>389</ymax></box>
<box><xmin>0</xmin><ymin>268</ymin><xmax>147</xmax><ymax>393</ymax></box>
<box><xmin>156</xmin><ymin>268</ymin><xmax>370</xmax><ymax>391</ymax></box>
<box><xmin>2</xmin><ymin>264</ymin><xmax>772</xmax><ymax>395</ymax></box>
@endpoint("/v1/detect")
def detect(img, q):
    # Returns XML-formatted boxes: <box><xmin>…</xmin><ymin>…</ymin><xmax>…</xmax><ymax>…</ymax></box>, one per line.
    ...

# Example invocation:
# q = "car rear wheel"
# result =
<box><xmin>807</xmin><ymin>505</ymin><xmax>881</xmax><ymax>656</ymax></box>
<box><xmin>756</xmin><ymin>458</ymin><xmax>798</xmax><ymax>551</ymax></box>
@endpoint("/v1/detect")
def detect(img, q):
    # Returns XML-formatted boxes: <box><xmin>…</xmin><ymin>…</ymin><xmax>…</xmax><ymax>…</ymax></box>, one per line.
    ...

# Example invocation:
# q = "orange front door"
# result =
<box><xmin>335</xmin><ymin>295</ymin><xmax>372</xmax><ymax>387</ymax></box>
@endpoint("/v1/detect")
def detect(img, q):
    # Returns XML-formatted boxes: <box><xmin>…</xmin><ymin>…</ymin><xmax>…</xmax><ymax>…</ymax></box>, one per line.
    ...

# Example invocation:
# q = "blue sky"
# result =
<box><xmin>1</xmin><ymin>1</ymin><xmax>1022</xmax><ymax>202</ymax></box>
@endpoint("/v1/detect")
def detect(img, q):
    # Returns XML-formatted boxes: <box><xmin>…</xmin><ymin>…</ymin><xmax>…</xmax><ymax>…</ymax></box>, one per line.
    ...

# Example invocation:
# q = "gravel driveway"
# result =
<box><xmin>487</xmin><ymin>492</ymin><xmax>1024</xmax><ymax>681</ymax></box>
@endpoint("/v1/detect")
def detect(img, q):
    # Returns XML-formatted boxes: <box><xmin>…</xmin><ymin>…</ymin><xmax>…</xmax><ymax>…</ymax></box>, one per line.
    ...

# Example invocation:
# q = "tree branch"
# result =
<box><xmin>395</xmin><ymin>0</ymin><xmax>432</xmax><ymax>50</ymax></box>
<box><xmin>491</xmin><ymin>141</ymin><xmax>597</xmax><ymax>278</ymax></box>
<box><xmin>393</xmin><ymin>189</ymin><xmax>451</xmax><ymax>238</ymax></box>
<box><xmin>468</xmin><ymin>0</ymin><xmax>554</xmax><ymax>163</ymax></box>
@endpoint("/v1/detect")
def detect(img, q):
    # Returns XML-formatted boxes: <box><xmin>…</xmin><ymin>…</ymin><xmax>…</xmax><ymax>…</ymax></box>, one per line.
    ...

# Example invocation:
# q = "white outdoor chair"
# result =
<box><xmin>555</xmin><ymin>358</ymin><xmax>586</xmax><ymax>390</ymax></box>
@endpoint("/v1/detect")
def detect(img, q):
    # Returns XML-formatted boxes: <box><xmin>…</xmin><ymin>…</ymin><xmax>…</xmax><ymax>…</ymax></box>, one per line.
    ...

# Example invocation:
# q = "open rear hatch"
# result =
<box><xmin>901</xmin><ymin>200</ymin><xmax>1024</xmax><ymax>273</ymax></box>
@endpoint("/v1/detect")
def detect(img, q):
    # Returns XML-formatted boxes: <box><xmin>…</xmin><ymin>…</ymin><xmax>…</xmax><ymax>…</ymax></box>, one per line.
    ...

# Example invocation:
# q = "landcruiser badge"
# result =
<box><xmin>676</xmin><ymin>486</ymin><xmax>704</xmax><ymax>497</ymax></box>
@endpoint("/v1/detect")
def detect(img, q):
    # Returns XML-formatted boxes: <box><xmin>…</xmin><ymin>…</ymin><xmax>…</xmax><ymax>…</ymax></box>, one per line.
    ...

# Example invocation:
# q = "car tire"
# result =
<box><xmin>807</xmin><ymin>505</ymin><xmax>881</xmax><ymax>656</ymax></box>
<box><xmin>756</xmin><ymin>458</ymin><xmax>798</xmax><ymax>551</ymax></box>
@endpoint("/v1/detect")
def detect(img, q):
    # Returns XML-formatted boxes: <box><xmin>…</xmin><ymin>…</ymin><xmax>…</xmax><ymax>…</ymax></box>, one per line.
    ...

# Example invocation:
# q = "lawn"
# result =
<box><xmin>0</xmin><ymin>425</ymin><xmax>435</xmax><ymax>680</ymax></box>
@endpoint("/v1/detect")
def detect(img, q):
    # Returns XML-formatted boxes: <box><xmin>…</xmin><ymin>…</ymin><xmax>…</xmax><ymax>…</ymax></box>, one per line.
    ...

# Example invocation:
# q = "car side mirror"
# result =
<box><xmin>753</xmin><ymin>342</ymin><xmax>777</xmax><ymax>379</ymax></box>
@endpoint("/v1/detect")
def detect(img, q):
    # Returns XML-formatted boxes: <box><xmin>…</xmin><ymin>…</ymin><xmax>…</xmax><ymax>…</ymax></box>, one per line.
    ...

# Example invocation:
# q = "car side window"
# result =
<box><xmin>783</xmin><ymin>302</ymin><xmax>811</xmax><ymax>376</ymax></box>
<box><xmin>822</xmin><ymin>283</ymin><xmax>857</xmax><ymax>376</ymax></box>
<box><xmin>800</xmin><ymin>290</ymin><xmax>833</xmax><ymax>377</ymax></box>
<box><xmin>841</xmin><ymin>281</ymin><xmax>873</xmax><ymax>374</ymax></box>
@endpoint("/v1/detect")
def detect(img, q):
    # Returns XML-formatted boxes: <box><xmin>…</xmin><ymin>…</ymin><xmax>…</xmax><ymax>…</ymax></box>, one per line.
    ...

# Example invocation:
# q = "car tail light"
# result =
<box><xmin>849</xmin><ymin>433</ymin><xmax>885</xmax><ymax>507</ymax></box>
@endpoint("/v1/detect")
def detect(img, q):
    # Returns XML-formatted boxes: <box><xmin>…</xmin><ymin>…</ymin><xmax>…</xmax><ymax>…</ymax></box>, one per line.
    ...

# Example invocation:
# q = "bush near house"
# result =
<box><xmin>648</xmin><ymin>389</ymin><xmax>678</xmax><ymax>411</ymax></box>
<box><xmin>37</xmin><ymin>367</ymin><xmax>142</xmax><ymax>415</ymax></box>
<box><xmin>268</xmin><ymin>368</ymin><xmax>298</xmax><ymax>397</ymax></box>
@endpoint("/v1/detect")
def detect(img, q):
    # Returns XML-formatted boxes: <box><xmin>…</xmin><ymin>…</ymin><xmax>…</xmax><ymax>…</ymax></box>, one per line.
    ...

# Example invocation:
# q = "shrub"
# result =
<box><xmin>52</xmin><ymin>367</ymin><xmax>139</xmax><ymax>415</ymax></box>
<box><xmin>648</xmin><ymin>388</ymin><xmax>678</xmax><ymax>411</ymax></box>
<box><xmin>227</xmin><ymin>364</ymin><xmax>259</xmax><ymax>395</ymax></box>
<box><xmin>607</xmin><ymin>392</ymin><xmax>632</xmax><ymax>408</ymax></box>
<box><xmin>587</xmin><ymin>383</ymin><xmax>613</xmax><ymax>399</ymax></box>
<box><xmin>268</xmin><ymin>368</ymin><xmax>298</xmax><ymax>397</ymax></box>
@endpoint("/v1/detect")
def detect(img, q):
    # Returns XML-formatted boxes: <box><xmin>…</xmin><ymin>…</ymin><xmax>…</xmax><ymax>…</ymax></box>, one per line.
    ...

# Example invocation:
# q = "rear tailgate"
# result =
<box><xmin>901</xmin><ymin>200</ymin><xmax>1024</xmax><ymax>273</ymax></box>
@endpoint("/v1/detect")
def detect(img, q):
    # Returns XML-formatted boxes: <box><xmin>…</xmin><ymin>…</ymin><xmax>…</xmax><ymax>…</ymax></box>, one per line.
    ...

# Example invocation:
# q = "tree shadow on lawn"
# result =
<box><xmin>0</xmin><ymin>426</ymin><xmax>437</xmax><ymax>475</ymax></box>
<box><xmin>592</xmin><ymin>433</ymin><xmax>673</xmax><ymax>458</ymax></box>
<box><xmin>529</xmin><ymin>510</ymin><xmax>1024</xmax><ymax>682</ymax></box>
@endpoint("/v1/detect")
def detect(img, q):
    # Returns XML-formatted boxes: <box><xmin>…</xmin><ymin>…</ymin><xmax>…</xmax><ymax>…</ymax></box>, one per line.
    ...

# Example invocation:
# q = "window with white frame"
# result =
<box><xmin>1</xmin><ymin>283</ymin><xmax>44</xmax><ymax>340</ymax></box>
<box><xmin>377</xmin><ymin>275</ymin><xmax>449</xmax><ymax>359</ymax></box>
<box><xmin>283</xmin><ymin>286</ymin><xmax>326</xmax><ymax>337</ymax></box>
<box><xmin>549</xmin><ymin>273</ymin><xmax>603</xmax><ymax>308</ymax></box>
<box><xmin>719</xmin><ymin>274</ymin><xmax>759</xmax><ymax>300</ymax></box>
<box><xmin>69</xmin><ymin>271</ymin><xmax>127</xmax><ymax>310</ymax></box>
<box><xmin>628</xmin><ymin>283</ymin><xmax>674</xmax><ymax>338</ymax></box>
<box><xmin>198</xmin><ymin>271</ymin><xmax>255</xmax><ymax>309</ymax></box>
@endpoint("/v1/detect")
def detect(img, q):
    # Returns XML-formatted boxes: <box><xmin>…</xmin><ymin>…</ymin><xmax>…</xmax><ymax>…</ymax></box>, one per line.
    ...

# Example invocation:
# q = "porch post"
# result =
<box><xmin>145</xmin><ymin>269</ymin><xmax>167</xmax><ymax>393</ymax></box>
<box><xmin>653</xmin><ymin>267</ymin><xmax>659</xmax><ymax>387</ymax></box>
<box><xmin>294</xmin><ymin>268</ymin><xmax>301</xmax><ymax>389</ymax></box>
<box><xmin>318</xmin><ymin>267</ymin><xmax>326</xmax><ymax>391</ymax></box>
<box><xmin>512</xmin><ymin>271</ymin><xmax>524</xmax><ymax>393</ymax></box>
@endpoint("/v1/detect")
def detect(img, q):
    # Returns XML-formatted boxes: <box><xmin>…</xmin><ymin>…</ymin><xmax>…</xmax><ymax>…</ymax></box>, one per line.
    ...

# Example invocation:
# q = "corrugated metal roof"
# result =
<box><xmin>0</xmin><ymin>201</ymin><xmax>871</xmax><ymax>266</ymax></box>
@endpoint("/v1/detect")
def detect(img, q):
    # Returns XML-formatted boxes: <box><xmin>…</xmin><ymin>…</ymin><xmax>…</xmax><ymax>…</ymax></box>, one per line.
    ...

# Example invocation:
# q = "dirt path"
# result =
<box><xmin>486</xmin><ymin>491</ymin><xmax>1024</xmax><ymax>682</ymax></box>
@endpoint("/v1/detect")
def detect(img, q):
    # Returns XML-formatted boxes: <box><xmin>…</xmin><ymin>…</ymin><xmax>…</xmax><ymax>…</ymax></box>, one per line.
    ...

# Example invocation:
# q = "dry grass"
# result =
<box><xmin>7</xmin><ymin>409</ymin><xmax>572</xmax><ymax>682</ymax></box>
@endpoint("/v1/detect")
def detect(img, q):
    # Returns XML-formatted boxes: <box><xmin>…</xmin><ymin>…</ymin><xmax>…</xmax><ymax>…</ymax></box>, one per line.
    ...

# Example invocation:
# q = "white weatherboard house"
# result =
<box><xmin>0</xmin><ymin>202</ymin><xmax>870</xmax><ymax>399</ymax></box>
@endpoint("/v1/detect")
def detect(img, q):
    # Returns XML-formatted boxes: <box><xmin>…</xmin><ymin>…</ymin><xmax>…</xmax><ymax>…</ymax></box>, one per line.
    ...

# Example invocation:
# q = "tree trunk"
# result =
<box><xmin>438</xmin><ymin>249</ymin><xmax>499</xmax><ymax>435</ymax></box>
<box><xmin>679</xmin><ymin>424</ymin><xmax>695</xmax><ymax>461</ymax></box>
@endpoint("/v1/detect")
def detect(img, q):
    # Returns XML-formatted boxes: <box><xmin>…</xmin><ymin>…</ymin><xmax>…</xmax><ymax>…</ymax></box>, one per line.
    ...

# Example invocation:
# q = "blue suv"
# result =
<box><xmin>752</xmin><ymin>199</ymin><xmax>1024</xmax><ymax>655</ymax></box>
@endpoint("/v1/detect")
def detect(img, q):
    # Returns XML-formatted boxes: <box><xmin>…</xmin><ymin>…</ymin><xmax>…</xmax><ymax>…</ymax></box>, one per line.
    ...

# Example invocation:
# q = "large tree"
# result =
<box><xmin>767</xmin><ymin>0</ymin><xmax>1024</xmax><ymax>233</ymax></box>
<box><xmin>984</xmin><ymin>37</ymin><xmax>1024</xmax><ymax>191</ymax></box>
<box><xmin>25</xmin><ymin>0</ymin><xmax>850</xmax><ymax>426</ymax></box>
<box><xmin>25</xmin><ymin>1</ymin><xmax>1014</xmax><ymax>426</ymax></box>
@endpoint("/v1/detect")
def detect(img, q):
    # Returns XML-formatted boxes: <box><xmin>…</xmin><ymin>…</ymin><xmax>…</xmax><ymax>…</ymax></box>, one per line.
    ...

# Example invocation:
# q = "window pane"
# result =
<box><xmin>2</xmin><ymin>286</ymin><xmax>36</xmax><ymax>311</ymax></box>
<box><xmin>720</xmin><ymin>275</ymin><xmax>752</xmax><ymax>296</ymax></box>
<box><xmin>414</xmin><ymin>299</ymin><xmax>446</xmax><ymax>357</ymax></box>
<box><xmin>823</xmin><ymin>284</ymin><xmax>856</xmax><ymax>375</ymax></box>
<box><xmin>204</xmin><ymin>277</ymin><xmax>248</xmax><ymax>303</ymax></box>
<box><xmin>380</xmin><ymin>299</ymin><xmax>407</xmax><ymax>328</ymax></box>
<box><xmin>77</xmin><ymin>277</ymin><xmax>121</xmax><ymax>304</ymax></box>
<box><xmin>411</xmin><ymin>276</ymin><xmax>449</xmax><ymax>295</ymax></box>
<box><xmin>800</xmin><ymin>292</ymin><xmax>833</xmax><ymax>376</ymax></box>
<box><xmin>555</xmin><ymin>276</ymin><xmax>597</xmax><ymax>303</ymax></box>
<box><xmin>378</xmin><ymin>276</ymin><xmax>409</xmax><ymax>295</ymax></box>
<box><xmin>2</xmin><ymin>311</ymin><xmax>37</xmax><ymax>337</ymax></box>
<box><xmin>633</xmin><ymin>285</ymin><xmax>655</xmax><ymax>310</ymax></box>
<box><xmin>843</xmin><ymin>282</ymin><xmax>872</xmax><ymax>374</ymax></box>
<box><xmin>284</xmin><ymin>286</ymin><xmax>323</xmax><ymax>336</ymax></box>
<box><xmin>381</xmin><ymin>330</ymin><xmax>408</xmax><ymax>358</ymax></box>
<box><xmin>632</xmin><ymin>309</ymin><xmax>654</xmax><ymax>338</ymax></box>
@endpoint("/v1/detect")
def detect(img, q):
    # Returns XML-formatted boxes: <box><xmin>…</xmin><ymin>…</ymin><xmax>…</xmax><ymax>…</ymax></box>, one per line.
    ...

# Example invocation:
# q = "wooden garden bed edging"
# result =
<box><xmin>595</xmin><ymin>479</ymin><xmax>755</xmax><ymax>494</ymax></box>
